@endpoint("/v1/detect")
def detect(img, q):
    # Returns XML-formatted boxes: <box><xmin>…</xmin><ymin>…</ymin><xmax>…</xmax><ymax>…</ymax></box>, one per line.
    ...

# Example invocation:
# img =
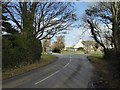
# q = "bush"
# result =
<box><xmin>2</xmin><ymin>34</ymin><xmax>42</xmax><ymax>69</ymax></box>
<box><xmin>104</xmin><ymin>49</ymin><xmax>120</xmax><ymax>60</ymax></box>
<box><xmin>52</xmin><ymin>48</ymin><xmax>61</xmax><ymax>53</ymax></box>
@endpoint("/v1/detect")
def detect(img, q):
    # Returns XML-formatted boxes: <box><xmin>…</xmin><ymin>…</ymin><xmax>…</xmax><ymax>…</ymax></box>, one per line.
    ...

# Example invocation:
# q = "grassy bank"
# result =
<box><xmin>61</xmin><ymin>50</ymin><xmax>85</xmax><ymax>55</ymax></box>
<box><xmin>88</xmin><ymin>53</ymin><xmax>120</xmax><ymax>88</ymax></box>
<box><xmin>3</xmin><ymin>54</ymin><xmax>57</xmax><ymax>79</ymax></box>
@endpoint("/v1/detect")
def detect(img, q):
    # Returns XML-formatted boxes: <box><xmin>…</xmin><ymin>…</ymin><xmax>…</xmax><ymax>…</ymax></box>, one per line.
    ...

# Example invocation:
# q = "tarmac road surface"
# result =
<box><xmin>3</xmin><ymin>54</ymin><xmax>94</xmax><ymax>88</ymax></box>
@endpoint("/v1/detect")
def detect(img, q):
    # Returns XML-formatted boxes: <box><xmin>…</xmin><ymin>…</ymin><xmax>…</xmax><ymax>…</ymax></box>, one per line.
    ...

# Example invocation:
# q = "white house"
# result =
<box><xmin>74</xmin><ymin>39</ymin><xmax>83</xmax><ymax>51</ymax></box>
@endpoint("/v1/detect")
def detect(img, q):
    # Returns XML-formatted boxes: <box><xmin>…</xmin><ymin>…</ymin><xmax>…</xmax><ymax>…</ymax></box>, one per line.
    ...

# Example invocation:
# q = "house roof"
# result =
<box><xmin>74</xmin><ymin>39</ymin><xmax>96</xmax><ymax>49</ymax></box>
<box><xmin>74</xmin><ymin>39</ymin><xmax>83</xmax><ymax>49</ymax></box>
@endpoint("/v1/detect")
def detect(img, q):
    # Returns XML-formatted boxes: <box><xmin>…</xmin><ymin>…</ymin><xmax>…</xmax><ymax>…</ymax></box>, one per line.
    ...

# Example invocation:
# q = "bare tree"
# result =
<box><xmin>34</xmin><ymin>2</ymin><xmax>76</xmax><ymax>40</ymax></box>
<box><xmin>2</xmin><ymin>2</ymin><xmax>76</xmax><ymax>39</ymax></box>
<box><xmin>82</xmin><ymin>2</ymin><xmax>120</xmax><ymax>57</ymax></box>
<box><xmin>2</xmin><ymin>2</ymin><xmax>38</xmax><ymax>36</ymax></box>
<box><xmin>42</xmin><ymin>39</ymin><xmax>51</xmax><ymax>52</ymax></box>
<box><xmin>51</xmin><ymin>36</ymin><xmax>65</xmax><ymax>51</ymax></box>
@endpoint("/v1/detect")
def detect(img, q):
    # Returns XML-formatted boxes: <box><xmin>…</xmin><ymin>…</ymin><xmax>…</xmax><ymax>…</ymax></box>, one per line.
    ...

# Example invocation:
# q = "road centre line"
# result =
<box><xmin>35</xmin><ymin>55</ymin><xmax>72</xmax><ymax>85</ymax></box>
<box><xmin>34</xmin><ymin>70</ymin><xmax>59</xmax><ymax>85</ymax></box>
<box><xmin>64</xmin><ymin>63</ymin><xmax>69</xmax><ymax>68</ymax></box>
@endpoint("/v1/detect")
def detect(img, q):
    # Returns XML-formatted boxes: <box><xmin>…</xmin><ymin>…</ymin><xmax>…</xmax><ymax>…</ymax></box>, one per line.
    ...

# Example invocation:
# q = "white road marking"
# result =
<box><xmin>35</xmin><ymin>55</ymin><xmax>72</xmax><ymax>85</ymax></box>
<box><xmin>64</xmin><ymin>63</ymin><xmax>69</xmax><ymax>68</ymax></box>
<box><xmin>63</xmin><ymin>55</ymin><xmax>72</xmax><ymax>68</ymax></box>
<box><xmin>34</xmin><ymin>70</ymin><xmax>59</xmax><ymax>85</ymax></box>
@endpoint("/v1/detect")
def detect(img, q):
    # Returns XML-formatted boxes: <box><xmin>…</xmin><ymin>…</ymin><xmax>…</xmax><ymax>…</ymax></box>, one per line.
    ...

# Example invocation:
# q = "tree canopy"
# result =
<box><xmin>2</xmin><ymin>2</ymin><xmax>76</xmax><ymax>69</ymax></box>
<box><xmin>2</xmin><ymin>2</ymin><xmax>76</xmax><ymax>39</ymax></box>
<box><xmin>83</xmin><ymin>2</ymin><xmax>120</xmax><ymax>59</ymax></box>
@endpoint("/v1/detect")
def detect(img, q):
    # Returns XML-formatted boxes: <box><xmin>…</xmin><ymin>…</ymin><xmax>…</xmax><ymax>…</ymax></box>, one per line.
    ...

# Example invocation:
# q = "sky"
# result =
<box><xmin>63</xmin><ymin>2</ymin><xmax>94</xmax><ymax>47</ymax></box>
<box><xmin>3</xmin><ymin>1</ymin><xmax>95</xmax><ymax>47</ymax></box>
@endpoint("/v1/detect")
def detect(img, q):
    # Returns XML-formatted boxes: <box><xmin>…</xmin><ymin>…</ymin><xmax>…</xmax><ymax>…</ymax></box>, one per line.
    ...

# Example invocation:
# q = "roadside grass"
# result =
<box><xmin>61</xmin><ymin>50</ymin><xmax>74</xmax><ymax>54</ymax></box>
<box><xmin>88</xmin><ymin>53</ymin><xmax>120</xmax><ymax>88</ymax></box>
<box><xmin>61</xmin><ymin>50</ymin><xmax>85</xmax><ymax>55</ymax></box>
<box><xmin>3</xmin><ymin>54</ymin><xmax>57</xmax><ymax>79</ymax></box>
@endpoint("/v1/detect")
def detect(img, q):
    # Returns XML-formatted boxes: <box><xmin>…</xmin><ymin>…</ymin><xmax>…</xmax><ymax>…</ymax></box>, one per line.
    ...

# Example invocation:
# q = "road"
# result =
<box><xmin>3</xmin><ymin>54</ymin><xmax>94</xmax><ymax>88</ymax></box>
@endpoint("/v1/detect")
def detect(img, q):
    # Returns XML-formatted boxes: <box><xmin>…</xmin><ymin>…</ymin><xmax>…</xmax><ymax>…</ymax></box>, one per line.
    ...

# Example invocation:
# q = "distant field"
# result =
<box><xmin>61</xmin><ymin>50</ymin><xmax>84</xmax><ymax>54</ymax></box>
<box><xmin>61</xmin><ymin>50</ymin><xmax>102</xmax><ymax>55</ymax></box>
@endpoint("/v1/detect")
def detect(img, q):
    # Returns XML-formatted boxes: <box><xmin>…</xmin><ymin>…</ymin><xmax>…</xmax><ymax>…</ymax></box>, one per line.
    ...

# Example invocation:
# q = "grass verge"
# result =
<box><xmin>61</xmin><ymin>50</ymin><xmax>85</xmax><ymax>55</ymax></box>
<box><xmin>3</xmin><ymin>54</ymin><xmax>57</xmax><ymax>80</ymax></box>
<box><xmin>88</xmin><ymin>53</ymin><xmax>120</xmax><ymax>88</ymax></box>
